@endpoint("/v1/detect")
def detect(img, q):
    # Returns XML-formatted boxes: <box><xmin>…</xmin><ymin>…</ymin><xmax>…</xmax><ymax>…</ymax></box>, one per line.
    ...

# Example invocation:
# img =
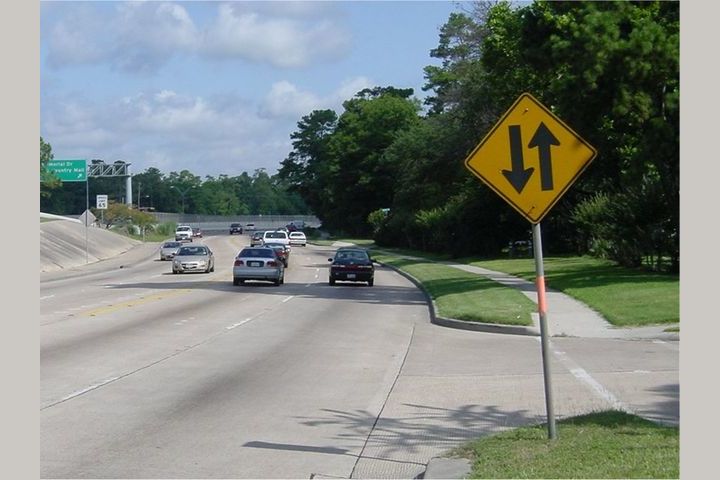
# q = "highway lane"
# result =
<box><xmin>40</xmin><ymin>236</ymin><xmax>430</xmax><ymax>478</ymax></box>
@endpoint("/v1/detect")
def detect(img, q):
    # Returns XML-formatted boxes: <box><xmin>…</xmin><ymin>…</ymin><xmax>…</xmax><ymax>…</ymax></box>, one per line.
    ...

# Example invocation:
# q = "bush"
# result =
<box><xmin>571</xmin><ymin>175</ymin><xmax>678</xmax><ymax>271</ymax></box>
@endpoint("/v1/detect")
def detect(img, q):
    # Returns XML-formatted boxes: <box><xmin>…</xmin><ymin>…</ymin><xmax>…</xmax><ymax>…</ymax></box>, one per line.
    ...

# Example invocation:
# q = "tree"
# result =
<box><xmin>278</xmin><ymin>109</ymin><xmax>339</xmax><ymax>220</ymax></box>
<box><xmin>40</xmin><ymin>137</ymin><xmax>61</xmax><ymax>198</ymax></box>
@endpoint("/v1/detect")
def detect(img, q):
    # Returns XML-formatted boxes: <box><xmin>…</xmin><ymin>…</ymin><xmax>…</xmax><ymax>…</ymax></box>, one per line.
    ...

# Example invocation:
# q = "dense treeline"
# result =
<box><xmin>40</xmin><ymin>138</ymin><xmax>311</xmax><ymax>217</ymax></box>
<box><xmin>277</xmin><ymin>1</ymin><xmax>679</xmax><ymax>271</ymax></box>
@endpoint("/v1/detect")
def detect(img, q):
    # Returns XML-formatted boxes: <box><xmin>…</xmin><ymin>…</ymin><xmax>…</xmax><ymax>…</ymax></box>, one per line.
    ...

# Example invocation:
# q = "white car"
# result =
<box><xmin>175</xmin><ymin>225</ymin><xmax>194</xmax><ymax>242</ymax></box>
<box><xmin>262</xmin><ymin>230</ymin><xmax>290</xmax><ymax>247</ymax></box>
<box><xmin>288</xmin><ymin>231</ymin><xmax>307</xmax><ymax>247</ymax></box>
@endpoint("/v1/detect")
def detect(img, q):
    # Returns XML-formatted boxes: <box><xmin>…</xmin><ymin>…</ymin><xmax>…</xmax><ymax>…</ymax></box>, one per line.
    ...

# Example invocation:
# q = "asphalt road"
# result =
<box><xmin>40</xmin><ymin>234</ymin><xmax>679</xmax><ymax>479</ymax></box>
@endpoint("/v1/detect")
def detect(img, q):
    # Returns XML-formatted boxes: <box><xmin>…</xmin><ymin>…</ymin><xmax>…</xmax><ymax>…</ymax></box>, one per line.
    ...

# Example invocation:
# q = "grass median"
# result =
<box><xmin>453</xmin><ymin>410</ymin><xmax>679</xmax><ymax>479</ymax></box>
<box><xmin>463</xmin><ymin>255</ymin><xmax>679</xmax><ymax>327</ymax></box>
<box><xmin>373</xmin><ymin>253</ymin><xmax>536</xmax><ymax>326</ymax></box>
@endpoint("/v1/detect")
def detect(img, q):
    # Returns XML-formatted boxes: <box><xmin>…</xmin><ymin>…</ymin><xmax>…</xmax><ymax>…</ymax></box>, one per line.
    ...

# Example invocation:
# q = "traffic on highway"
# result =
<box><xmin>40</xmin><ymin>226</ymin><xmax>678</xmax><ymax>479</ymax></box>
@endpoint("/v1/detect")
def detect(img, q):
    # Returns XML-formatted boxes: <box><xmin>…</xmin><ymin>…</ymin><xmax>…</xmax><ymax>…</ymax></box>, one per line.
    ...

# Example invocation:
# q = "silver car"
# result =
<box><xmin>232</xmin><ymin>246</ymin><xmax>285</xmax><ymax>286</ymax></box>
<box><xmin>159</xmin><ymin>241</ymin><xmax>183</xmax><ymax>260</ymax></box>
<box><xmin>172</xmin><ymin>244</ymin><xmax>215</xmax><ymax>274</ymax></box>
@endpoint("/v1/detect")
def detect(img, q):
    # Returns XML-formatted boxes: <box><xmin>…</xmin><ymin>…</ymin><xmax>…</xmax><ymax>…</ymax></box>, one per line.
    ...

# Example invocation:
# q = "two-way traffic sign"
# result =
<box><xmin>464</xmin><ymin>93</ymin><xmax>597</xmax><ymax>223</ymax></box>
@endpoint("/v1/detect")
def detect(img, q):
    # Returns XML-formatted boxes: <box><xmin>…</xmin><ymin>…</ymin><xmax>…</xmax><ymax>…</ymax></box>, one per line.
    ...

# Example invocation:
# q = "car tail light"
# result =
<box><xmin>234</xmin><ymin>259</ymin><xmax>244</xmax><ymax>266</ymax></box>
<box><xmin>267</xmin><ymin>260</ymin><xmax>278</xmax><ymax>267</ymax></box>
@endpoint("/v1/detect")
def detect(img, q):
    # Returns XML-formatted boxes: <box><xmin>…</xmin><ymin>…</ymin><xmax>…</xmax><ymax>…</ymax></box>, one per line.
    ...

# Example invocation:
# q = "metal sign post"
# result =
<box><xmin>532</xmin><ymin>222</ymin><xmax>556</xmax><ymax>439</ymax></box>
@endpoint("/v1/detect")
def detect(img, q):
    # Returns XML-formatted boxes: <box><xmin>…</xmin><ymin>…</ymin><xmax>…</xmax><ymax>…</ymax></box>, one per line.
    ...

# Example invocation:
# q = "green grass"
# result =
<box><xmin>311</xmin><ymin>238</ymin><xmax>376</xmax><ymax>247</ymax></box>
<box><xmin>461</xmin><ymin>255</ymin><xmax>679</xmax><ymax>327</ymax></box>
<box><xmin>374</xmin><ymin>254</ymin><xmax>535</xmax><ymax>325</ymax></box>
<box><xmin>453</xmin><ymin>410</ymin><xmax>678</xmax><ymax>479</ymax></box>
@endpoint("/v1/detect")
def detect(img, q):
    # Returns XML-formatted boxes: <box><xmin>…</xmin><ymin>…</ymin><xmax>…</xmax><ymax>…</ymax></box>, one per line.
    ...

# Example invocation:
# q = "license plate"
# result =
<box><xmin>249</xmin><ymin>261</ymin><xmax>262</xmax><ymax>267</ymax></box>
<box><xmin>346</xmin><ymin>273</ymin><xmax>356</xmax><ymax>279</ymax></box>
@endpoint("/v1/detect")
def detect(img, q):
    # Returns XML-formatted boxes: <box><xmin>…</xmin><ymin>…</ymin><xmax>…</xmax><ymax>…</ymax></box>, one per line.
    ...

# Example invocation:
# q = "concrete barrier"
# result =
<box><xmin>40</xmin><ymin>220</ymin><xmax>141</xmax><ymax>272</ymax></box>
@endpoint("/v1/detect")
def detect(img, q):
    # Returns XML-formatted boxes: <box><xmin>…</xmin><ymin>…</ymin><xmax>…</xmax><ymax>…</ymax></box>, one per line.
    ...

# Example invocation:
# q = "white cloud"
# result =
<box><xmin>43</xmin><ymin>1</ymin><xmax>351</xmax><ymax>72</ymax></box>
<box><xmin>45</xmin><ymin>5</ymin><xmax>110</xmax><ymax>68</ymax></box>
<box><xmin>200</xmin><ymin>4</ymin><xmax>350</xmax><ymax>68</ymax></box>
<box><xmin>41</xmin><ymin>89</ymin><xmax>288</xmax><ymax>176</ymax></box>
<box><xmin>259</xmin><ymin>76</ymin><xmax>374</xmax><ymax>119</ymax></box>
<box><xmin>259</xmin><ymin>81</ymin><xmax>321</xmax><ymax>119</ymax></box>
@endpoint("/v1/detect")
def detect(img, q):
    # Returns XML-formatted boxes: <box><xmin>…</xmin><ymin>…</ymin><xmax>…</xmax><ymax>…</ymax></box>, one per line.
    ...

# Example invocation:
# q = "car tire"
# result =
<box><xmin>368</xmin><ymin>278</ymin><xmax>374</xmax><ymax>287</ymax></box>
<box><xmin>329</xmin><ymin>278</ymin><xmax>335</xmax><ymax>286</ymax></box>
<box><xmin>210</xmin><ymin>265</ymin><xmax>215</xmax><ymax>272</ymax></box>
<box><xmin>233</xmin><ymin>278</ymin><xmax>240</xmax><ymax>286</ymax></box>
<box><xmin>274</xmin><ymin>278</ymin><xmax>281</xmax><ymax>286</ymax></box>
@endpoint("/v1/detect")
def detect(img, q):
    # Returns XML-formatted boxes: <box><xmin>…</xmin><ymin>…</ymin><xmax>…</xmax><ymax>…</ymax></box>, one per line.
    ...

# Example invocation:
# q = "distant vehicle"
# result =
<box><xmin>232</xmin><ymin>246</ymin><xmax>285</xmax><ymax>286</ymax></box>
<box><xmin>245</xmin><ymin>223</ymin><xmax>256</xmax><ymax>232</ymax></box>
<box><xmin>172</xmin><ymin>244</ymin><xmax>215</xmax><ymax>274</ymax></box>
<box><xmin>263</xmin><ymin>242</ymin><xmax>290</xmax><ymax>267</ymax></box>
<box><xmin>229</xmin><ymin>223</ymin><xmax>243</xmax><ymax>235</ymax></box>
<box><xmin>288</xmin><ymin>231</ymin><xmax>307</xmax><ymax>247</ymax></box>
<box><xmin>159</xmin><ymin>241</ymin><xmax>183</xmax><ymax>261</ymax></box>
<box><xmin>175</xmin><ymin>225</ymin><xmax>193</xmax><ymax>242</ymax></box>
<box><xmin>287</xmin><ymin>220</ymin><xmax>306</xmax><ymax>232</ymax></box>
<box><xmin>262</xmin><ymin>230</ymin><xmax>290</xmax><ymax>246</ymax></box>
<box><xmin>328</xmin><ymin>248</ymin><xmax>375</xmax><ymax>286</ymax></box>
<box><xmin>192</xmin><ymin>227</ymin><xmax>203</xmax><ymax>238</ymax></box>
<box><xmin>250</xmin><ymin>231</ymin><xmax>265</xmax><ymax>246</ymax></box>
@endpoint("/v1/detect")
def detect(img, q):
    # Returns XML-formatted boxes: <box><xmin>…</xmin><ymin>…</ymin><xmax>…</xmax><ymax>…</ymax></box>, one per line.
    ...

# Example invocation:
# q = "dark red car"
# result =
<box><xmin>263</xmin><ymin>242</ymin><xmax>290</xmax><ymax>267</ymax></box>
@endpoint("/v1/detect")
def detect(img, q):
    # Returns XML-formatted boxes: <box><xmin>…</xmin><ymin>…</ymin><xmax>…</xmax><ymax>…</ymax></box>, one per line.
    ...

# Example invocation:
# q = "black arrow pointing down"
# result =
<box><xmin>502</xmin><ymin>125</ymin><xmax>534</xmax><ymax>194</ymax></box>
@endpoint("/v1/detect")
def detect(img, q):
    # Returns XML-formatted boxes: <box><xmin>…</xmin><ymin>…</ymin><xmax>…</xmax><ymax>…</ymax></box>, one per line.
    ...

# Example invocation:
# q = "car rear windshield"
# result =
<box><xmin>334</xmin><ymin>250</ymin><xmax>370</xmax><ymax>262</ymax></box>
<box><xmin>239</xmin><ymin>248</ymin><xmax>274</xmax><ymax>258</ymax></box>
<box><xmin>178</xmin><ymin>247</ymin><xmax>208</xmax><ymax>255</ymax></box>
<box><xmin>164</xmin><ymin>242</ymin><xmax>182</xmax><ymax>247</ymax></box>
<box><xmin>265</xmin><ymin>232</ymin><xmax>287</xmax><ymax>239</ymax></box>
<box><xmin>231</xmin><ymin>223</ymin><xmax>241</xmax><ymax>227</ymax></box>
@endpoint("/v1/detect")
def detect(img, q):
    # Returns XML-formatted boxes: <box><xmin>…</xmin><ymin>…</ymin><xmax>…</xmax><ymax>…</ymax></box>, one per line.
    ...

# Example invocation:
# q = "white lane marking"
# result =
<box><xmin>59</xmin><ymin>376</ymin><xmax>121</xmax><ymax>403</ymax></box>
<box><xmin>282</xmin><ymin>295</ymin><xmax>295</xmax><ymax>303</ymax></box>
<box><xmin>226</xmin><ymin>318</ymin><xmax>253</xmax><ymax>330</ymax></box>
<box><xmin>40</xmin><ymin>295</ymin><xmax>55</xmax><ymax>300</ymax></box>
<box><xmin>537</xmin><ymin>338</ymin><xmax>630</xmax><ymax>412</ymax></box>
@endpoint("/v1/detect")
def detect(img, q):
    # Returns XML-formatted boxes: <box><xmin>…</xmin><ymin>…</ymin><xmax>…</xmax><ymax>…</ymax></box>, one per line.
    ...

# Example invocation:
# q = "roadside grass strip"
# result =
<box><xmin>374</xmin><ymin>254</ymin><xmax>535</xmax><ymax>326</ymax></box>
<box><xmin>464</xmin><ymin>256</ymin><xmax>679</xmax><ymax>327</ymax></box>
<box><xmin>452</xmin><ymin>410</ymin><xmax>678</xmax><ymax>479</ymax></box>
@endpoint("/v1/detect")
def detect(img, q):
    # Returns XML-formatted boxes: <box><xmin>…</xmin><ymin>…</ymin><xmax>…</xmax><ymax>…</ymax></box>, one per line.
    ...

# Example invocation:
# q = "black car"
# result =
<box><xmin>328</xmin><ymin>248</ymin><xmax>375</xmax><ymax>286</ymax></box>
<box><xmin>229</xmin><ymin>223</ymin><xmax>243</xmax><ymax>235</ymax></box>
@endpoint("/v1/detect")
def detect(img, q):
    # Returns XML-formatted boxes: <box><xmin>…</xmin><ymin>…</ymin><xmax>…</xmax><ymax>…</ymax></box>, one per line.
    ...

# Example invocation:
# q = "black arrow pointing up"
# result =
<box><xmin>502</xmin><ymin>125</ymin><xmax>534</xmax><ymax>194</ymax></box>
<box><xmin>528</xmin><ymin>121</ymin><xmax>560</xmax><ymax>191</ymax></box>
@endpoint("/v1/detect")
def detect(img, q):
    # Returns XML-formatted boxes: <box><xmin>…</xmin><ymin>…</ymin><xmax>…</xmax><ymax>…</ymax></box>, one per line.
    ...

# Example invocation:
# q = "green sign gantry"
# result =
<box><xmin>47</xmin><ymin>159</ymin><xmax>87</xmax><ymax>182</ymax></box>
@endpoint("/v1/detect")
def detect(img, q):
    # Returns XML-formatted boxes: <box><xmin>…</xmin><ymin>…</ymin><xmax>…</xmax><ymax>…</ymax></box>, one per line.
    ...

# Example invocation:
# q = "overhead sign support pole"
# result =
<box><xmin>85</xmin><ymin>173</ymin><xmax>89</xmax><ymax>263</ymax></box>
<box><xmin>464</xmin><ymin>92</ymin><xmax>597</xmax><ymax>441</ymax></box>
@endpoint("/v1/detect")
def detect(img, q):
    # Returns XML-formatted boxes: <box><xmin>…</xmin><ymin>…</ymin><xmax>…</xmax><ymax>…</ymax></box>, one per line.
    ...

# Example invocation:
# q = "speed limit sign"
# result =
<box><xmin>96</xmin><ymin>194</ymin><xmax>108</xmax><ymax>210</ymax></box>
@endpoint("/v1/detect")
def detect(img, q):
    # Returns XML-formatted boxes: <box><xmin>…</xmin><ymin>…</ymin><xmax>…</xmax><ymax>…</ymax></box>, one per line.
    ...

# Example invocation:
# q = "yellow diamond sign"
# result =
<box><xmin>464</xmin><ymin>93</ymin><xmax>597</xmax><ymax>224</ymax></box>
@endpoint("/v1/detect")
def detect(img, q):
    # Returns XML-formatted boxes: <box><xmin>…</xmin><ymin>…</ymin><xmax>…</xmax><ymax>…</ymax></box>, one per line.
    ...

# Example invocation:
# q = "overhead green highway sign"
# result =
<box><xmin>47</xmin><ymin>159</ymin><xmax>87</xmax><ymax>182</ymax></box>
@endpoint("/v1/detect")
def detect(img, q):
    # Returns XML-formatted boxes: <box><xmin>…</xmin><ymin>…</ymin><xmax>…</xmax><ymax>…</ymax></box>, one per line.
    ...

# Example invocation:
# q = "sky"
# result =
<box><xmin>40</xmin><ymin>0</ymin><xmax>470</xmax><ymax>179</ymax></box>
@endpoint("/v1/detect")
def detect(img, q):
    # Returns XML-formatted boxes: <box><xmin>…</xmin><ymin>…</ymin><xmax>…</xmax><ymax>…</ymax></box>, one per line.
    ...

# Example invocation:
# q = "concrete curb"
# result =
<box><xmin>377</xmin><ymin>261</ymin><xmax>539</xmax><ymax>337</ymax></box>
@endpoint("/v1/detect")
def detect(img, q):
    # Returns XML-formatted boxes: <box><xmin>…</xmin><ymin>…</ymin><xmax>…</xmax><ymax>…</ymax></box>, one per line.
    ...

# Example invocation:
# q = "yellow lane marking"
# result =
<box><xmin>82</xmin><ymin>289</ymin><xmax>192</xmax><ymax>318</ymax></box>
